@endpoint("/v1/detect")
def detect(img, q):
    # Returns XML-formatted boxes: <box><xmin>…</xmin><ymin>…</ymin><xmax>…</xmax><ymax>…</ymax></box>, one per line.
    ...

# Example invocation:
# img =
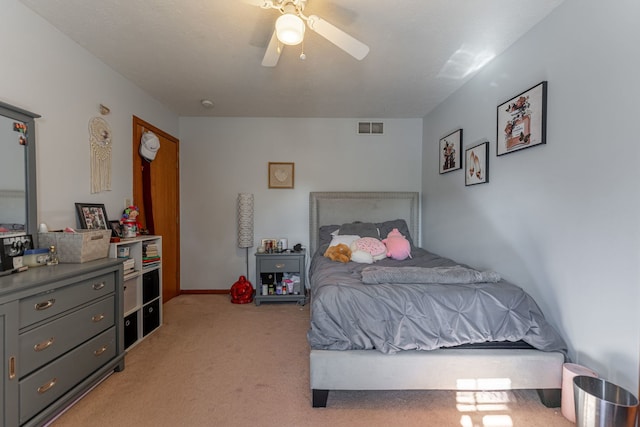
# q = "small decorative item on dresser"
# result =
<box><xmin>46</xmin><ymin>245</ymin><xmax>59</xmax><ymax>265</ymax></box>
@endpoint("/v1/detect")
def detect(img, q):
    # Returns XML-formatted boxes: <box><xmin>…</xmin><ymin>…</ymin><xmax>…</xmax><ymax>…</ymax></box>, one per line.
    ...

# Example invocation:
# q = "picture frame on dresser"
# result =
<box><xmin>0</xmin><ymin>234</ymin><xmax>33</xmax><ymax>272</ymax></box>
<box><xmin>109</xmin><ymin>220</ymin><xmax>123</xmax><ymax>238</ymax></box>
<box><xmin>75</xmin><ymin>202</ymin><xmax>110</xmax><ymax>230</ymax></box>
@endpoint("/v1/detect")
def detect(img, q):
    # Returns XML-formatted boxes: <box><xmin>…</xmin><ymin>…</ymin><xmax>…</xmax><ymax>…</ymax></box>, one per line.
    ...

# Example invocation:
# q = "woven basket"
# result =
<box><xmin>38</xmin><ymin>230</ymin><xmax>111</xmax><ymax>263</ymax></box>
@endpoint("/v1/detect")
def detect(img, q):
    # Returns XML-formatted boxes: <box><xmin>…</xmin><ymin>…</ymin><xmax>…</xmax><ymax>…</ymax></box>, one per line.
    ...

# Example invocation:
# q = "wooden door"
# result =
<box><xmin>132</xmin><ymin>116</ymin><xmax>180</xmax><ymax>303</ymax></box>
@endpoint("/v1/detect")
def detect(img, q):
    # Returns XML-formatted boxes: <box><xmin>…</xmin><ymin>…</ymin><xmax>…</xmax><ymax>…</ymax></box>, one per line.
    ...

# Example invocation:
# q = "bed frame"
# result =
<box><xmin>308</xmin><ymin>191</ymin><xmax>563</xmax><ymax>408</ymax></box>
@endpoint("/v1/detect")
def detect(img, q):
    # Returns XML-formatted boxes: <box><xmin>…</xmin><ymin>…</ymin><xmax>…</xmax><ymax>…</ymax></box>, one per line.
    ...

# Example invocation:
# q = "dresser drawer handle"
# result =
<box><xmin>275</xmin><ymin>263</ymin><xmax>285</xmax><ymax>269</ymax></box>
<box><xmin>34</xmin><ymin>337</ymin><xmax>55</xmax><ymax>352</ymax></box>
<box><xmin>34</xmin><ymin>299</ymin><xmax>55</xmax><ymax>311</ymax></box>
<box><xmin>9</xmin><ymin>356</ymin><xmax>16</xmax><ymax>380</ymax></box>
<box><xmin>94</xmin><ymin>345</ymin><xmax>108</xmax><ymax>357</ymax></box>
<box><xmin>37</xmin><ymin>378</ymin><xmax>57</xmax><ymax>394</ymax></box>
<box><xmin>92</xmin><ymin>282</ymin><xmax>106</xmax><ymax>291</ymax></box>
<box><xmin>92</xmin><ymin>313</ymin><xmax>105</xmax><ymax>322</ymax></box>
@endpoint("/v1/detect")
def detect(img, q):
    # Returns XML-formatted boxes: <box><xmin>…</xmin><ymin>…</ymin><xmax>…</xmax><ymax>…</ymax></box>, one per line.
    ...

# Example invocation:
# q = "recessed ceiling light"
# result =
<box><xmin>201</xmin><ymin>99</ymin><xmax>214</xmax><ymax>109</ymax></box>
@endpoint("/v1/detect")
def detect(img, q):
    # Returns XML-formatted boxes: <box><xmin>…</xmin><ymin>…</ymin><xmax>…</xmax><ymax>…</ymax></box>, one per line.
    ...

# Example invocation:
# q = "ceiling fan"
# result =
<box><xmin>257</xmin><ymin>0</ymin><xmax>370</xmax><ymax>67</ymax></box>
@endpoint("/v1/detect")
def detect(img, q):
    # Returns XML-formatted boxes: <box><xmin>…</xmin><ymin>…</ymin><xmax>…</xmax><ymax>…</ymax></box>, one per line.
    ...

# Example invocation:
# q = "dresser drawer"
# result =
<box><xmin>258</xmin><ymin>257</ymin><xmax>301</xmax><ymax>273</ymax></box>
<box><xmin>19</xmin><ymin>296</ymin><xmax>115</xmax><ymax>377</ymax></box>
<box><xmin>19</xmin><ymin>272</ymin><xmax>115</xmax><ymax>328</ymax></box>
<box><xmin>19</xmin><ymin>327</ymin><xmax>116</xmax><ymax>424</ymax></box>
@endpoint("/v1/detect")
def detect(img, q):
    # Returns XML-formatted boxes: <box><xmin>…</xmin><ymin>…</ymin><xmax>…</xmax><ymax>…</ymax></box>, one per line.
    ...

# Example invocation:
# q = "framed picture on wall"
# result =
<box><xmin>439</xmin><ymin>129</ymin><xmax>463</xmax><ymax>174</ymax></box>
<box><xmin>465</xmin><ymin>141</ymin><xmax>489</xmax><ymax>186</ymax></box>
<box><xmin>268</xmin><ymin>162</ymin><xmax>294</xmax><ymax>189</ymax></box>
<box><xmin>497</xmin><ymin>81</ymin><xmax>547</xmax><ymax>156</ymax></box>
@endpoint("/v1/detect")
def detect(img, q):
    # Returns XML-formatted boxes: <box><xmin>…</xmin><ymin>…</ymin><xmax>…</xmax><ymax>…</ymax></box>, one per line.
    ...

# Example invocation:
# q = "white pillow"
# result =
<box><xmin>327</xmin><ymin>235</ymin><xmax>360</xmax><ymax>248</ymax></box>
<box><xmin>351</xmin><ymin>250</ymin><xmax>374</xmax><ymax>264</ymax></box>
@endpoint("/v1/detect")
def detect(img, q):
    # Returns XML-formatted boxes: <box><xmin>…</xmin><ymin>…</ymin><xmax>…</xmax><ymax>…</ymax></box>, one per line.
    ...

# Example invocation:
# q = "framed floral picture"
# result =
<box><xmin>268</xmin><ymin>162</ymin><xmax>294</xmax><ymax>189</ymax></box>
<box><xmin>497</xmin><ymin>81</ymin><xmax>547</xmax><ymax>156</ymax></box>
<box><xmin>439</xmin><ymin>129</ymin><xmax>462</xmax><ymax>174</ymax></box>
<box><xmin>465</xmin><ymin>141</ymin><xmax>489</xmax><ymax>186</ymax></box>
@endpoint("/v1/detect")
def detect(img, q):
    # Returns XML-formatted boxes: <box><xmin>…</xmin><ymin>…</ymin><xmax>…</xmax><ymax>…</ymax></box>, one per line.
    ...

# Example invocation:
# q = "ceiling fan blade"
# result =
<box><xmin>307</xmin><ymin>15</ymin><xmax>369</xmax><ymax>60</ymax></box>
<box><xmin>261</xmin><ymin>30</ymin><xmax>282</xmax><ymax>67</ymax></box>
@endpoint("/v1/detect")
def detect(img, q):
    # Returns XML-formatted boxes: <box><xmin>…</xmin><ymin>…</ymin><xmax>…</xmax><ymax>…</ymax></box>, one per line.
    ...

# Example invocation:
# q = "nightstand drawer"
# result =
<box><xmin>258</xmin><ymin>257</ymin><xmax>300</xmax><ymax>273</ymax></box>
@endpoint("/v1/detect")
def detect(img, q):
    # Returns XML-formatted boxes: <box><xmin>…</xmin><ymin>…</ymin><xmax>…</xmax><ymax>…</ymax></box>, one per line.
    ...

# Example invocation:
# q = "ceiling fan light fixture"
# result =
<box><xmin>275</xmin><ymin>13</ymin><xmax>305</xmax><ymax>46</ymax></box>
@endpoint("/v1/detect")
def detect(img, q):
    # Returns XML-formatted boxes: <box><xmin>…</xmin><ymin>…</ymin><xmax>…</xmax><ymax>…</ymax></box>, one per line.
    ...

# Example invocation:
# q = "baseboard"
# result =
<box><xmin>180</xmin><ymin>289</ymin><xmax>229</xmax><ymax>295</ymax></box>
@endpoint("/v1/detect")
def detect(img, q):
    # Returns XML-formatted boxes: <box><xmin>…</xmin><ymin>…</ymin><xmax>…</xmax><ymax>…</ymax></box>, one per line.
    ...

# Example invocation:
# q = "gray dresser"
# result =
<box><xmin>0</xmin><ymin>258</ymin><xmax>125</xmax><ymax>426</ymax></box>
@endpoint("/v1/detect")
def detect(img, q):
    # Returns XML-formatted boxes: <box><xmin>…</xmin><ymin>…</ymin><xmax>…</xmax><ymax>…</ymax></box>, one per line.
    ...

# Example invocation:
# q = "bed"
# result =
<box><xmin>307</xmin><ymin>191</ymin><xmax>567</xmax><ymax>408</ymax></box>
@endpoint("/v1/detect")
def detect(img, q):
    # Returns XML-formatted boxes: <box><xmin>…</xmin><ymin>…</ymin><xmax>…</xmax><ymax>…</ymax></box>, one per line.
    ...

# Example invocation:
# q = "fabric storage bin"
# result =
<box><xmin>142</xmin><ymin>269</ymin><xmax>160</xmax><ymax>304</ymax></box>
<box><xmin>38</xmin><ymin>229</ymin><xmax>111</xmax><ymax>263</ymax></box>
<box><xmin>124</xmin><ymin>312</ymin><xmax>138</xmax><ymax>349</ymax></box>
<box><xmin>142</xmin><ymin>300</ymin><xmax>160</xmax><ymax>336</ymax></box>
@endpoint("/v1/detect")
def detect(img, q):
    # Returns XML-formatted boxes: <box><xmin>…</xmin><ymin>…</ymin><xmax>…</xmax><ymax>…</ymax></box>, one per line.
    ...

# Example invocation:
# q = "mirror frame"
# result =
<box><xmin>0</xmin><ymin>100</ymin><xmax>40</xmax><ymax>242</ymax></box>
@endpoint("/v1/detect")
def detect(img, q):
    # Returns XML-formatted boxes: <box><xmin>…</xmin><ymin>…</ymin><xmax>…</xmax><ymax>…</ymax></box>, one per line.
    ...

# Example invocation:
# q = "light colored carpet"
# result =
<box><xmin>51</xmin><ymin>294</ymin><xmax>573</xmax><ymax>427</ymax></box>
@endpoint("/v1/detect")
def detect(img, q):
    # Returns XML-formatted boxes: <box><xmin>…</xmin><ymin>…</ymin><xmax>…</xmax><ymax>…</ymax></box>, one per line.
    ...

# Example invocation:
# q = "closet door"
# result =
<box><xmin>132</xmin><ymin>116</ymin><xmax>180</xmax><ymax>303</ymax></box>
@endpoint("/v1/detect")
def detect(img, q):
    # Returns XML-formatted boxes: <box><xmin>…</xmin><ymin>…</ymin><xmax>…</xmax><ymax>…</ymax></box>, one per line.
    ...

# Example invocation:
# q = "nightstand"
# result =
<box><xmin>255</xmin><ymin>250</ymin><xmax>306</xmax><ymax>306</ymax></box>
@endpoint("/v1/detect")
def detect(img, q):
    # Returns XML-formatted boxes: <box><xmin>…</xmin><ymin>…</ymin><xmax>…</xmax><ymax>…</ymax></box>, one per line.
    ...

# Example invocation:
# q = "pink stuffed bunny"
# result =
<box><xmin>382</xmin><ymin>228</ymin><xmax>412</xmax><ymax>260</ymax></box>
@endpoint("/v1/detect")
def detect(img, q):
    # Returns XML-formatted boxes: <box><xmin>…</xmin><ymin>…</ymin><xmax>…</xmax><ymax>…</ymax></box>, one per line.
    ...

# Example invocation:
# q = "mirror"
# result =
<box><xmin>0</xmin><ymin>101</ymin><xmax>40</xmax><ymax>241</ymax></box>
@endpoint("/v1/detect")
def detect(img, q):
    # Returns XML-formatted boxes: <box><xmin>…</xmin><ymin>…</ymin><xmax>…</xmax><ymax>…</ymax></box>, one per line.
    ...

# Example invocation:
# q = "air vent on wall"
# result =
<box><xmin>357</xmin><ymin>121</ymin><xmax>384</xmax><ymax>135</ymax></box>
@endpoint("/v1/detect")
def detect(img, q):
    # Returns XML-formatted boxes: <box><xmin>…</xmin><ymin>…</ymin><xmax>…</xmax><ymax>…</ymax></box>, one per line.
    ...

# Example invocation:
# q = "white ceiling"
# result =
<box><xmin>20</xmin><ymin>0</ymin><xmax>564</xmax><ymax>118</ymax></box>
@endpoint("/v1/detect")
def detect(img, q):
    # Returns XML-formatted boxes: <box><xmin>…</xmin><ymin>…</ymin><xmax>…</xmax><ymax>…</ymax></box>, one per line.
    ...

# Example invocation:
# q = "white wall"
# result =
<box><xmin>422</xmin><ymin>0</ymin><xmax>640</xmax><ymax>392</ymax></box>
<box><xmin>0</xmin><ymin>0</ymin><xmax>178</xmax><ymax>229</ymax></box>
<box><xmin>179</xmin><ymin>117</ymin><xmax>422</xmax><ymax>290</ymax></box>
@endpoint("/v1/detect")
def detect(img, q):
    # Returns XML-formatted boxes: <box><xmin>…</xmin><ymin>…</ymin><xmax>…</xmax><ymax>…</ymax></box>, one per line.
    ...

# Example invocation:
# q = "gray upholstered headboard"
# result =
<box><xmin>309</xmin><ymin>192</ymin><xmax>420</xmax><ymax>256</ymax></box>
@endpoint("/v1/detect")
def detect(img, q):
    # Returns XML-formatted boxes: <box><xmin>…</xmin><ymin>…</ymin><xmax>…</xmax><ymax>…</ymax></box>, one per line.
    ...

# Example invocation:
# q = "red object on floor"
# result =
<box><xmin>230</xmin><ymin>275</ymin><xmax>254</xmax><ymax>304</ymax></box>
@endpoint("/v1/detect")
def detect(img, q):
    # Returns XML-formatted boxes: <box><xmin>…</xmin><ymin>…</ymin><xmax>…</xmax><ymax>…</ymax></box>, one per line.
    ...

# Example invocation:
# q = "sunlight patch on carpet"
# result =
<box><xmin>457</xmin><ymin>389</ymin><xmax>515</xmax><ymax>427</ymax></box>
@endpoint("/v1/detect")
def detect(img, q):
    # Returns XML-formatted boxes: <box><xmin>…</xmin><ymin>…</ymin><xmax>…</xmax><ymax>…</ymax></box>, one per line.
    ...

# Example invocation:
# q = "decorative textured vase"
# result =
<box><xmin>230</xmin><ymin>275</ymin><xmax>254</xmax><ymax>304</ymax></box>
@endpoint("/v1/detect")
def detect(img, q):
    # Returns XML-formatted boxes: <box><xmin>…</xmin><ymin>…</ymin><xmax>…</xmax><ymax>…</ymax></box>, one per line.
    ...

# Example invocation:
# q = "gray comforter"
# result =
<box><xmin>307</xmin><ymin>246</ymin><xmax>567</xmax><ymax>355</ymax></box>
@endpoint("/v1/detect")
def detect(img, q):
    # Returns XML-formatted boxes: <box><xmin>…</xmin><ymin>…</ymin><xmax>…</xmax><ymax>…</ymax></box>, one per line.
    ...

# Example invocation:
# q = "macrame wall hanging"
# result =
<box><xmin>89</xmin><ymin>116</ymin><xmax>112</xmax><ymax>193</ymax></box>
